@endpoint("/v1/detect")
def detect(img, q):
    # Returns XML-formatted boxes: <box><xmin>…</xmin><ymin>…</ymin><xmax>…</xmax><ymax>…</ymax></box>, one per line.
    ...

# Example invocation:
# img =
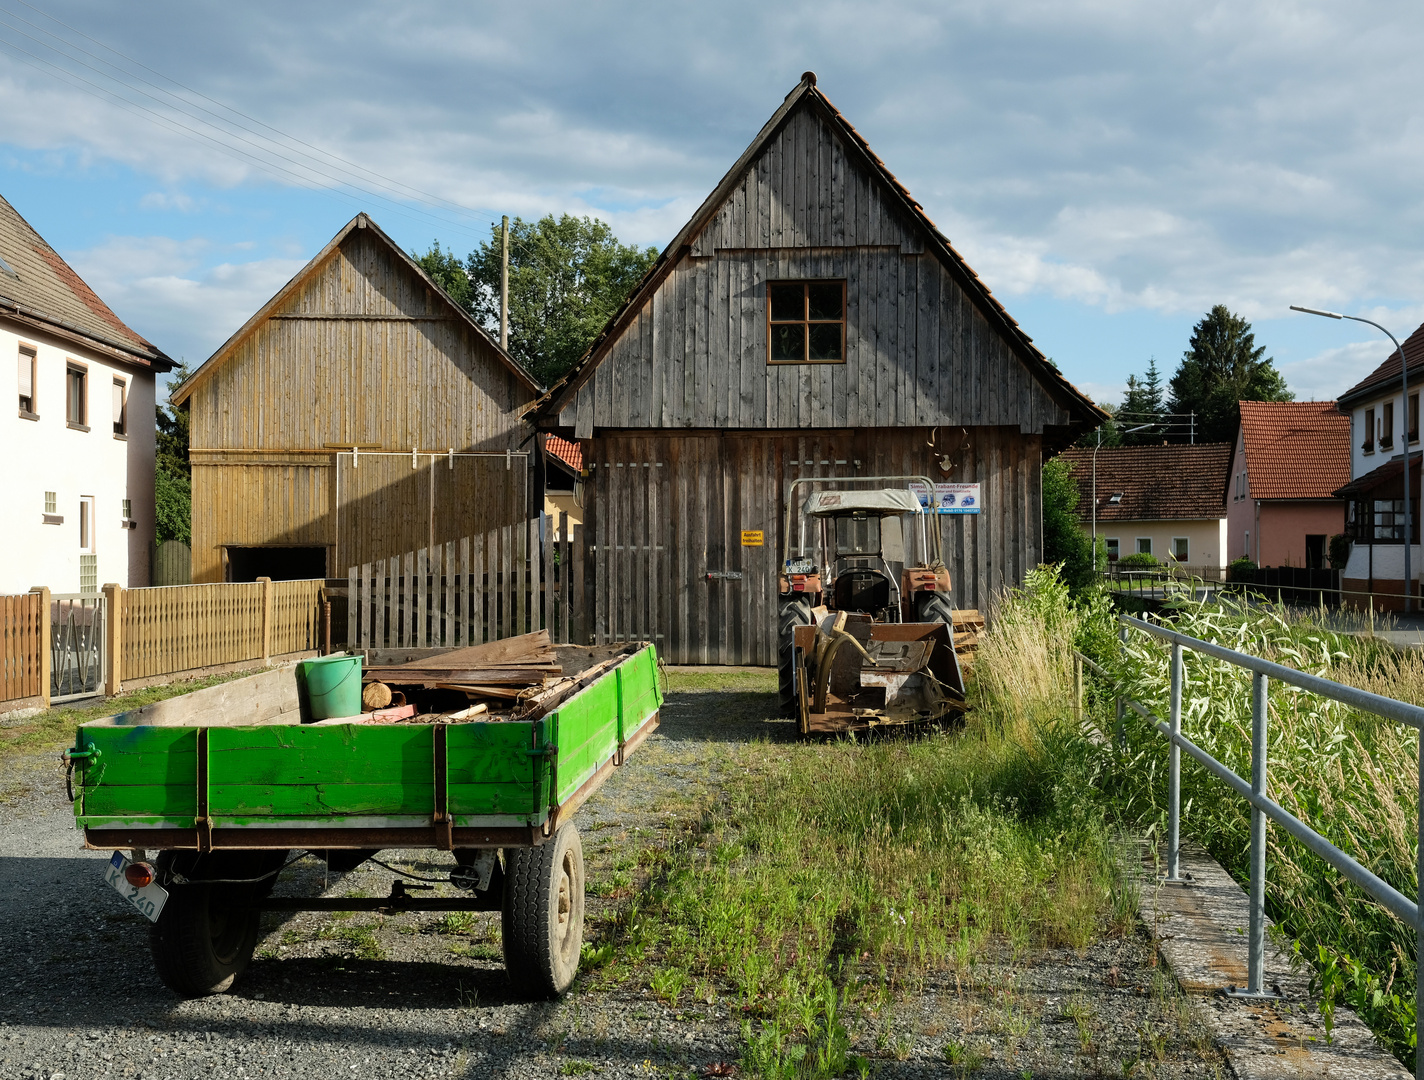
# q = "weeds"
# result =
<box><xmin>434</xmin><ymin>911</ymin><xmax>476</xmax><ymax>935</ymax></box>
<box><xmin>316</xmin><ymin>922</ymin><xmax>383</xmax><ymax>960</ymax></box>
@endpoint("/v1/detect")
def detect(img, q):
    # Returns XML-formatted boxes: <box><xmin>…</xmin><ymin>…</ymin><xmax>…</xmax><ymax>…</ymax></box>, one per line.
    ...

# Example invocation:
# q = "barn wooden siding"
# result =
<box><xmin>582</xmin><ymin>427</ymin><xmax>1040</xmax><ymax>665</ymax></box>
<box><xmin>186</xmin><ymin>226</ymin><xmax>535</xmax><ymax>582</ymax></box>
<box><xmin>559</xmin><ymin>105</ymin><xmax>1076</xmax><ymax>436</ymax></box>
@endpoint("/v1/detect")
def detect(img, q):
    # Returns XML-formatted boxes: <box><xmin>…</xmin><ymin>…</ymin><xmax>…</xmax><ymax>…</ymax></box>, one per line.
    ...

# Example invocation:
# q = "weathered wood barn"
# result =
<box><xmin>172</xmin><ymin>214</ymin><xmax>541</xmax><ymax>583</ymax></box>
<box><xmin>534</xmin><ymin>73</ymin><xmax>1104</xmax><ymax>664</ymax></box>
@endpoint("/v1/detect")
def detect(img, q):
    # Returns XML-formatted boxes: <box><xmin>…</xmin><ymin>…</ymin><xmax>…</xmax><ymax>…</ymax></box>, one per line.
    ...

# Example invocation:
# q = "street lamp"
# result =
<box><xmin>1092</xmin><ymin>422</ymin><xmax>1153</xmax><ymax>569</ymax></box>
<box><xmin>1291</xmin><ymin>306</ymin><xmax>1412</xmax><ymax>613</ymax></box>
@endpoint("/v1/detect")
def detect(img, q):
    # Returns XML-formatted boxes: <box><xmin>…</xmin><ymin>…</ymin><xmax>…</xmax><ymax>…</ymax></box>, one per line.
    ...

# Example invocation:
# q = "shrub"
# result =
<box><xmin>1227</xmin><ymin>556</ymin><xmax>1257</xmax><ymax>581</ymax></box>
<box><xmin>1328</xmin><ymin>534</ymin><xmax>1351</xmax><ymax>570</ymax></box>
<box><xmin>1117</xmin><ymin>552</ymin><xmax>1159</xmax><ymax>570</ymax></box>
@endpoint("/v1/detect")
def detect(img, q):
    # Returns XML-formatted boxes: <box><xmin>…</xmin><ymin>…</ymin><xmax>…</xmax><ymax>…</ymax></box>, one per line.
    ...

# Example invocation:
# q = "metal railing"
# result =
<box><xmin>1076</xmin><ymin>615</ymin><xmax>1424</xmax><ymax>1076</ymax></box>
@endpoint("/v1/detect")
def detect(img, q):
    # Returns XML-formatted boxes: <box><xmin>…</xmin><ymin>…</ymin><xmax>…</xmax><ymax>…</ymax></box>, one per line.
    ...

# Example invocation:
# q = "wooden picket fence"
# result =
<box><xmin>1</xmin><ymin>592</ymin><xmax>45</xmax><ymax>707</ymax></box>
<box><xmin>348</xmin><ymin>514</ymin><xmax>586</xmax><ymax>649</ymax></box>
<box><xmin>120</xmin><ymin>579</ymin><xmax>325</xmax><ymax>682</ymax></box>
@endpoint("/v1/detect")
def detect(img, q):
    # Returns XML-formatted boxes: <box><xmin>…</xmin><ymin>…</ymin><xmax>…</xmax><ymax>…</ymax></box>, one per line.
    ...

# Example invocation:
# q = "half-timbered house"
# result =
<box><xmin>171</xmin><ymin>213</ymin><xmax>541</xmax><ymax>583</ymax></box>
<box><xmin>534</xmin><ymin>74</ymin><xmax>1104</xmax><ymax>664</ymax></box>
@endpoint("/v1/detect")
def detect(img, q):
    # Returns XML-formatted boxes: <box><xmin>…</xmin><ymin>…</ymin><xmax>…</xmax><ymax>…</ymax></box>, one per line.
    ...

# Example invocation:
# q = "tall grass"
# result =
<box><xmin>615</xmin><ymin>577</ymin><xmax>1135</xmax><ymax>1078</ymax></box>
<box><xmin>1075</xmin><ymin>588</ymin><xmax>1422</xmax><ymax>1063</ymax></box>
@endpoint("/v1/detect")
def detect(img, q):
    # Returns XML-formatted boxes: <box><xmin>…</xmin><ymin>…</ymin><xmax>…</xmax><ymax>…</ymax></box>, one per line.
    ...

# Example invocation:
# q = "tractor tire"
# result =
<box><xmin>148</xmin><ymin>850</ymin><xmax>286</xmax><ymax>997</ymax></box>
<box><xmin>777</xmin><ymin>597</ymin><xmax>814</xmax><ymax>718</ymax></box>
<box><xmin>914</xmin><ymin>591</ymin><xmax>955</xmax><ymax>627</ymax></box>
<box><xmin>501</xmin><ymin>823</ymin><xmax>585</xmax><ymax>999</ymax></box>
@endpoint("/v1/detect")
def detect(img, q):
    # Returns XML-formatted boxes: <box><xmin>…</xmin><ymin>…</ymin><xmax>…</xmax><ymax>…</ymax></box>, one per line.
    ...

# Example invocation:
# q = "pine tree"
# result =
<box><xmin>1169</xmin><ymin>306</ymin><xmax>1292</xmax><ymax>444</ymax></box>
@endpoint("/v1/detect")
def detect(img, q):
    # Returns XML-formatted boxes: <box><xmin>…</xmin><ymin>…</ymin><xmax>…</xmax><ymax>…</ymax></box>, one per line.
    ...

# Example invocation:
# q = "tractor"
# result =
<box><xmin>776</xmin><ymin>477</ymin><xmax>966</xmax><ymax>734</ymax></box>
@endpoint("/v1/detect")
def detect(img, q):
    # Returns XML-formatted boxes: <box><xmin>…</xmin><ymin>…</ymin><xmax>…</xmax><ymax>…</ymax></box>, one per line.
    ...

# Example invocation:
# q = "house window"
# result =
<box><xmin>44</xmin><ymin>491</ymin><xmax>56</xmax><ymax>514</ymax></box>
<box><xmin>1364</xmin><ymin>408</ymin><xmax>1375</xmax><ymax>453</ymax></box>
<box><xmin>122</xmin><ymin>498</ymin><xmax>132</xmax><ymax>521</ymax></box>
<box><xmin>79</xmin><ymin>496</ymin><xmax>94</xmax><ymax>552</ymax></box>
<box><xmin>767</xmin><ymin>280</ymin><xmax>845</xmax><ymax>364</ymax></box>
<box><xmin>18</xmin><ymin>345</ymin><xmax>36</xmax><ymax>417</ymax></box>
<box><xmin>1381</xmin><ymin>401</ymin><xmax>1395</xmax><ymax>450</ymax></box>
<box><xmin>1410</xmin><ymin>393</ymin><xmax>1419</xmax><ymax>443</ymax></box>
<box><xmin>1136</xmin><ymin>537</ymin><xmax>1153</xmax><ymax>556</ymax></box>
<box><xmin>1105</xmin><ymin>538</ymin><xmax>1120</xmax><ymax>562</ymax></box>
<box><xmin>1171</xmin><ymin>537</ymin><xmax>1189</xmax><ymax>562</ymax></box>
<box><xmin>112</xmin><ymin>378</ymin><xmax>127</xmax><ymax>436</ymax></box>
<box><xmin>66</xmin><ymin>363</ymin><xmax>88</xmax><ymax>429</ymax></box>
<box><xmin>1244</xmin><ymin>530</ymin><xmax>1250</xmax><ymax>558</ymax></box>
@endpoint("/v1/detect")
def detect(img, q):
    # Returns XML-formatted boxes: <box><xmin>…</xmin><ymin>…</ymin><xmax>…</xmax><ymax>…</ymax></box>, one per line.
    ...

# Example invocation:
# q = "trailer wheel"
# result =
<box><xmin>502</xmin><ymin>823</ymin><xmax>585</xmax><ymax>998</ymax></box>
<box><xmin>778</xmin><ymin>598</ymin><xmax>814</xmax><ymax>717</ymax></box>
<box><xmin>148</xmin><ymin>851</ymin><xmax>286</xmax><ymax>997</ymax></box>
<box><xmin>915</xmin><ymin>591</ymin><xmax>955</xmax><ymax>627</ymax></box>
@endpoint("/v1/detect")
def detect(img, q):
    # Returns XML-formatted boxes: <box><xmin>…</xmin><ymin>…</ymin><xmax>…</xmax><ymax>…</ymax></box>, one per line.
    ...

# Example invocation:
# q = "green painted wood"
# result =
<box><xmin>73</xmin><ymin>646</ymin><xmax>663</xmax><ymax>833</ymax></box>
<box><xmin>210</xmin><ymin>783</ymin><xmax>427</xmax><ymax>817</ymax></box>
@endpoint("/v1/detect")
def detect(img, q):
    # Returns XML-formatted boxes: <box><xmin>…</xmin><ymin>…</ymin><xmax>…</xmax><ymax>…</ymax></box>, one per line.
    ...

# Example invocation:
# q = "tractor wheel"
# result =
<box><xmin>777</xmin><ymin>597</ymin><xmax>814</xmax><ymax>718</ymax></box>
<box><xmin>502</xmin><ymin>823</ymin><xmax>585</xmax><ymax>999</ymax></box>
<box><xmin>148</xmin><ymin>850</ymin><xmax>286</xmax><ymax>997</ymax></box>
<box><xmin>914</xmin><ymin>591</ymin><xmax>955</xmax><ymax>627</ymax></box>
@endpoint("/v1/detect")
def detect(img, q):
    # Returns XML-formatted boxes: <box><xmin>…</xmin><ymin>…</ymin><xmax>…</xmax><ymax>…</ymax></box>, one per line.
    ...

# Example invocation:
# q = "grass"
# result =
<box><xmin>663</xmin><ymin>669</ymin><xmax>777</xmax><ymax>693</ymax></box>
<box><xmin>0</xmin><ymin>667</ymin><xmax>261</xmax><ymax>768</ymax></box>
<box><xmin>594</xmin><ymin>598</ymin><xmax>1133</xmax><ymax>1078</ymax></box>
<box><xmin>316</xmin><ymin>921</ymin><xmax>384</xmax><ymax>961</ymax></box>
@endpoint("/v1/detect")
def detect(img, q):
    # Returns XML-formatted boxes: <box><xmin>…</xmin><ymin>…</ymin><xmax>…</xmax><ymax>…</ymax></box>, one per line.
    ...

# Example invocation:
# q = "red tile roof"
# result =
<box><xmin>1338</xmin><ymin>320</ymin><xmax>1424</xmax><ymax>408</ymax></box>
<box><xmin>1058</xmin><ymin>443</ymin><xmax>1233</xmax><ymax>521</ymax></box>
<box><xmin>1238</xmin><ymin>401</ymin><xmax>1350</xmax><ymax>500</ymax></box>
<box><xmin>1333</xmin><ymin>451</ymin><xmax>1420</xmax><ymax>499</ymax></box>
<box><xmin>545</xmin><ymin>436</ymin><xmax>583</xmax><ymax>474</ymax></box>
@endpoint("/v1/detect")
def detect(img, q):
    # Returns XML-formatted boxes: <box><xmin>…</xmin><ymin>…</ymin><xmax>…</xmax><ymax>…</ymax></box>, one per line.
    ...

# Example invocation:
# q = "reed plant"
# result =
<box><xmin>1077</xmin><ymin>588</ymin><xmax>1422</xmax><ymax>1063</ymax></box>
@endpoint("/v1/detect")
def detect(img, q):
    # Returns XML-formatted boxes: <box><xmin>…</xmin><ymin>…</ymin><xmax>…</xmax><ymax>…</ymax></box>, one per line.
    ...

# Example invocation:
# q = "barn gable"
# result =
<box><xmin>540</xmin><ymin>74</ymin><xmax>1101</xmax><ymax>441</ymax></box>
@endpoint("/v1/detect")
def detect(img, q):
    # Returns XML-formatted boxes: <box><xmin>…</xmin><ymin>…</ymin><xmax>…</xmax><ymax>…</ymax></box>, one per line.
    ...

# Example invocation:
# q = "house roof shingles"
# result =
<box><xmin>0</xmin><ymin>193</ymin><xmax>169</xmax><ymax>368</ymax></box>
<box><xmin>1058</xmin><ymin>443</ymin><xmax>1233</xmax><ymax>522</ymax></box>
<box><xmin>1238</xmin><ymin>400</ymin><xmax>1350</xmax><ymax>501</ymax></box>
<box><xmin>545</xmin><ymin>436</ymin><xmax>583</xmax><ymax>474</ymax></box>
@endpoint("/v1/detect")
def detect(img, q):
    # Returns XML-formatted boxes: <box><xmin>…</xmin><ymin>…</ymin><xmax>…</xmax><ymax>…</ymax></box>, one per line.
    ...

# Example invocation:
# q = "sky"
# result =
<box><xmin>2</xmin><ymin>0</ymin><xmax>1423</xmax><ymax>410</ymax></box>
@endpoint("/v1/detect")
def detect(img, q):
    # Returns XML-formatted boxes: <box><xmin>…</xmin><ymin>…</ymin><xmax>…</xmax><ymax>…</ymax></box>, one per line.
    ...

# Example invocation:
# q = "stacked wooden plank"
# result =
<box><xmin>362</xmin><ymin>630</ymin><xmax>561</xmax><ymax>705</ymax></box>
<box><xmin>951</xmin><ymin>609</ymin><xmax>985</xmax><ymax>655</ymax></box>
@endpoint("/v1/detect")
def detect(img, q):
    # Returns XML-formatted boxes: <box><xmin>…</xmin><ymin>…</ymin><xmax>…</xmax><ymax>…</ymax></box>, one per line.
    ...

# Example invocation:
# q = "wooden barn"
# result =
<box><xmin>533</xmin><ymin>73</ymin><xmax>1104</xmax><ymax>665</ymax></box>
<box><xmin>172</xmin><ymin>213</ymin><xmax>541</xmax><ymax>583</ymax></box>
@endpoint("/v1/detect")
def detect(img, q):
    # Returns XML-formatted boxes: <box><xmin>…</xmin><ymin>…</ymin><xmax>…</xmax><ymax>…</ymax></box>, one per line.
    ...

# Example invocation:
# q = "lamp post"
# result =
<box><xmin>1291</xmin><ymin>306</ymin><xmax>1412</xmax><ymax>613</ymax></box>
<box><xmin>1092</xmin><ymin>422</ymin><xmax>1153</xmax><ymax>569</ymax></box>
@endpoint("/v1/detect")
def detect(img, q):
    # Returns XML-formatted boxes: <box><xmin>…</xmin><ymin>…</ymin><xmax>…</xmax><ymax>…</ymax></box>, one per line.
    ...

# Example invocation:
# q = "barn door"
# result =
<box><xmin>587</xmin><ymin>442</ymin><xmax>668</xmax><ymax>652</ymax></box>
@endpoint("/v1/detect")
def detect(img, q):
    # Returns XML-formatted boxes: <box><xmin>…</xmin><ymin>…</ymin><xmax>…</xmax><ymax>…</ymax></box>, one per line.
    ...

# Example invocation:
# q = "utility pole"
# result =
<box><xmin>499</xmin><ymin>215</ymin><xmax>510</xmax><ymax>351</ymax></box>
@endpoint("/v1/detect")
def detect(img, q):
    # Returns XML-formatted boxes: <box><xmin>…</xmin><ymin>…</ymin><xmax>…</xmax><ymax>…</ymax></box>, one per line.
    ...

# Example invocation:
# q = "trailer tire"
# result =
<box><xmin>148</xmin><ymin>851</ymin><xmax>285</xmax><ymax>997</ymax></box>
<box><xmin>914</xmin><ymin>591</ymin><xmax>955</xmax><ymax>627</ymax></box>
<box><xmin>501</xmin><ymin>823</ymin><xmax>584</xmax><ymax>998</ymax></box>
<box><xmin>778</xmin><ymin>598</ymin><xmax>814</xmax><ymax>717</ymax></box>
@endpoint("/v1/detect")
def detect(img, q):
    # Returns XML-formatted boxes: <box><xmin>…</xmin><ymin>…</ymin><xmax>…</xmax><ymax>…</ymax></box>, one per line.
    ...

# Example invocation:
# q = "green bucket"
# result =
<box><xmin>299</xmin><ymin>654</ymin><xmax>363</xmax><ymax>720</ymax></box>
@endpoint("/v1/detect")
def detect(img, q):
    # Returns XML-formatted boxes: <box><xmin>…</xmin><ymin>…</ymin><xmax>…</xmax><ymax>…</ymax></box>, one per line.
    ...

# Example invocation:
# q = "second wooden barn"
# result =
<box><xmin>534</xmin><ymin>74</ymin><xmax>1104</xmax><ymax>665</ymax></box>
<box><xmin>172</xmin><ymin>213</ymin><xmax>541</xmax><ymax>583</ymax></box>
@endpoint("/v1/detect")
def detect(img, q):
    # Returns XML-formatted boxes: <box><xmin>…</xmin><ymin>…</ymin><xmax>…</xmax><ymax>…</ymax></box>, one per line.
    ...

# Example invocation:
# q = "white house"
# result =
<box><xmin>0</xmin><ymin>193</ymin><xmax>173</xmax><ymax>595</ymax></box>
<box><xmin>1333</xmin><ymin>322</ymin><xmax>1424</xmax><ymax>608</ymax></box>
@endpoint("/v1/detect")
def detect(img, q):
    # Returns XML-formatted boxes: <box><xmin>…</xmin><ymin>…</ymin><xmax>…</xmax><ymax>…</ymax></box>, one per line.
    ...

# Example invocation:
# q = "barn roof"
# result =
<box><xmin>0</xmin><ymin>192</ymin><xmax>171</xmax><ymax>369</ymax></box>
<box><xmin>170</xmin><ymin>213</ymin><xmax>540</xmax><ymax>406</ymax></box>
<box><xmin>1238</xmin><ymin>401</ymin><xmax>1350</xmax><ymax>500</ymax></box>
<box><xmin>1058</xmin><ymin>443</ymin><xmax>1233</xmax><ymax>521</ymax></box>
<box><xmin>532</xmin><ymin>73</ymin><xmax>1104</xmax><ymax>430</ymax></box>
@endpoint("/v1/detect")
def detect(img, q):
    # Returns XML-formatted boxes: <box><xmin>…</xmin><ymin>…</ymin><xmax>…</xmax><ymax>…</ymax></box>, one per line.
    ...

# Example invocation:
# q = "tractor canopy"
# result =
<box><xmin>801</xmin><ymin>488</ymin><xmax>924</xmax><ymax>518</ymax></box>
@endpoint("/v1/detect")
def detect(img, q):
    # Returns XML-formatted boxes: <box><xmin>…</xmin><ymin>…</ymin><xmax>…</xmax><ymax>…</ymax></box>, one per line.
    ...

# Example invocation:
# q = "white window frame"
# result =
<box><xmin>1104</xmin><ymin>537</ymin><xmax>1120</xmax><ymax>562</ymax></box>
<box><xmin>1136</xmin><ymin>537</ymin><xmax>1153</xmax><ymax>556</ymax></box>
<box><xmin>1171</xmin><ymin>536</ymin><xmax>1189</xmax><ymax>562</ymax></box>
<box><xmin>78</xmin><ymin>495</ymin><xmax>95</xmax><ymax>554</ymax></box>
<box><xmin>18</xmin><ymin>344</ymin><xmax>36</xmax><ymax>417</ymax></box>
<box><xmin>112</xmin><ymin>377</ymin><xmax>127</xmax><ymax>437</ymax></box>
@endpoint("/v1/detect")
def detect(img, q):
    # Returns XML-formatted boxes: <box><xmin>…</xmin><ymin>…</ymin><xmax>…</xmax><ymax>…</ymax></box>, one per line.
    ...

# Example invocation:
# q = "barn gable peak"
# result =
<box><xmin>535</xmin><ymin>77</ymin><xmax>1104</xmax><ymax>439</ymax></box>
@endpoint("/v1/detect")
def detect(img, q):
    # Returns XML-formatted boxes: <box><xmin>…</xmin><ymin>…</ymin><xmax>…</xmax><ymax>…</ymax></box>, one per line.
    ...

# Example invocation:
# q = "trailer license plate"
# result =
<box><xmin>104</xmin><ymin>852</ymin><xmax>168</xmax><ymax>923</ymax></box>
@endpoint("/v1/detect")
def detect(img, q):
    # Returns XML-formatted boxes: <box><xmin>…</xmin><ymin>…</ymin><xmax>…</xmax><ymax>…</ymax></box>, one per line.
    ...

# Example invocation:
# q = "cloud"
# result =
<box><xmin>63</xmin><ymin>235</ymin><xmax>306</xmax><ymax>364</ymax></box>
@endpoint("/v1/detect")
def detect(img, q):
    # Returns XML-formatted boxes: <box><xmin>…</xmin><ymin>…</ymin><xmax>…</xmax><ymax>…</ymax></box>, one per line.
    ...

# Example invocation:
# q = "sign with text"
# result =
<box><xmin>741</xmin><ymin>530</ymin><xmax>764</xmax><ymax>546</ymax></box>
<box><xmin>908</xmin><ymin>482</ymin><xmax>982</xmax><ymax>515</ymax></box>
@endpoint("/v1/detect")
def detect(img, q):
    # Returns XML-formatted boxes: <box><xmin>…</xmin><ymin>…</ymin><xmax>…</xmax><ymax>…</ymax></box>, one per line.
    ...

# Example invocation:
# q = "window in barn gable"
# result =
<box><xmin>767</xmin><ymin>280</ymin><xmax>845</xmax><ymax>364</ymax></box>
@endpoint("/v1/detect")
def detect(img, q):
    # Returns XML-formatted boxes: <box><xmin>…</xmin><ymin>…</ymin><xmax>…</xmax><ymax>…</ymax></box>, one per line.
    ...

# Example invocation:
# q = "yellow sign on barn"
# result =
<box><xmin>741</xmin><ymin>530</ymin><xmax>764</xmax><ymax>547</ymax></box>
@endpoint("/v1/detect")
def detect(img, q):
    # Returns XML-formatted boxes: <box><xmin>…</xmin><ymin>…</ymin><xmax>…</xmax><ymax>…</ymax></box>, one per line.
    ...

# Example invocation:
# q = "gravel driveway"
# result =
<box><xmin>0</xmin><ymin>680</ymin><xmax>1225</xmax><ymax>1080</ymax></box>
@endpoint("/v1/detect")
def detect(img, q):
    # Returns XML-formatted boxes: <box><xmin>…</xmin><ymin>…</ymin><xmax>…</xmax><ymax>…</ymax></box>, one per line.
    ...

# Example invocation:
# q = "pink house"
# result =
<box><xmin>1226</xmin><ymin>401</ymin><xmax>1349</xmax><ymax>569</ymax></box>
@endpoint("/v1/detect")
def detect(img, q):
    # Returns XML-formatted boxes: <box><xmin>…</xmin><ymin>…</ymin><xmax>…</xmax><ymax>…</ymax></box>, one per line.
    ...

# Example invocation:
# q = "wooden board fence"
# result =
<box><xmin>121</xmin><ymin>580</ymin><xmax>324</xmax><ymax>682</ymax></box>
<box><xmin>349</xmin><ymin>514</ymin><xmax>584</xmax><ymax>649</ymax></box>
<box><xmin>1</xmin><ymin>592</ymin><xmax>44</xmax><ymax>705</ymax></box>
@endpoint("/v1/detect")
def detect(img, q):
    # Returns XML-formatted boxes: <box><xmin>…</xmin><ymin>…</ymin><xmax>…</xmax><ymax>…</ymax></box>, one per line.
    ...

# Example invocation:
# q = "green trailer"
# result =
<box><xmin>66</xmin><ymin>642</ymin><xmax>662</xmax><ymax>999</ymax></box>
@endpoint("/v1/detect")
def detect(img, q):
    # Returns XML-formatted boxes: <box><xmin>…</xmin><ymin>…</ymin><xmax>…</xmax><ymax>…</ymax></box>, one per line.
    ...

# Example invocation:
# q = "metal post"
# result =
<box><xmin>1115</xmin><ymin>625</ymin><xmax>1128</xmax><ymax>750</ymax></box>
<box><xmin>1165</xmin><ymin>643</ymin><xmax>1183</xmax><ymax>883</ymax></box>
<box><xmin>1072</xmin><ymin>653</ymin><xmax>1083</xmax><ymax>725</ymax></box>
<box><xmin>1227</xmin><ymin>671</ymin><xmax>1271</xmax><ymax>998</ymax></box>
<box><xmin>499</xmin><ymin>215</ymin><xmax>510</xmax><ymax>351</ymax></box>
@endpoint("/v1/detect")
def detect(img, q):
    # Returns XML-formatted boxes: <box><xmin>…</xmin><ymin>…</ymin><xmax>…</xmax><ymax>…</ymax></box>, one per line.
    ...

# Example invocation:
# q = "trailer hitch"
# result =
<box><xmin>61</xmin><ymin>745</ymin><xmax>102</xmax><ymax>803</ymax></box>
